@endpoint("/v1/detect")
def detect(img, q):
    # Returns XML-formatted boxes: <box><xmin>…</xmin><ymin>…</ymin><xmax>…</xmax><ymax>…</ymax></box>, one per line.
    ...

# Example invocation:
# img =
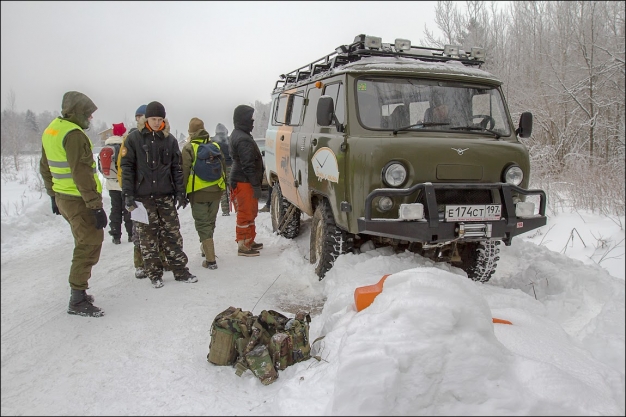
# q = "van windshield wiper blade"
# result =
<box><xmin>392</xmin><ymin>122</ymin><xmax>450</xmax><ymax>135</ymax></box>
<box><xmin>450</xmin><ymin>125</ymin><xmax>501</xmax><ymax>139</ymax></box>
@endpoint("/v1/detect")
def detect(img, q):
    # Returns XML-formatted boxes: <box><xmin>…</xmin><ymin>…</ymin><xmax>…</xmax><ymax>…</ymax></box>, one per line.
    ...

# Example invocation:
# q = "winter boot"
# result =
<box><xmin>201</xmin><ymin>238</ymin><xmax>218</xmax><ymax>269</ymax></box>
<box><xmin>150</xmin><ymin>277</ymin><xmax>164</xmax><ymax>288</ymax></box>
<box><xmin>68</xmin><ymin>289</ymin><xmax>104</xmax><ymax>317</ymax></box>
<box><xmin>249</xmin><ymin>241</ymin><xmax>263</xmax><ymax>250</ymax></box>
<box><xmin>174</xmin><ymin>269</ymin><xmax>198</xmax><ymax>283</ymax></box>
<box><xmin>238</xmin><ymin>239</ymin><xmax>260</xmax><ymax>257</ymax></box>
<box><xmin>135</xmin><ymin>268</ymin><xmax>147</xmax><ymax>279</ymax></box>
<box><xmin>112</xmin><ymin>236</ymin><xmax>121</xmax><ymax>245</ymax></box>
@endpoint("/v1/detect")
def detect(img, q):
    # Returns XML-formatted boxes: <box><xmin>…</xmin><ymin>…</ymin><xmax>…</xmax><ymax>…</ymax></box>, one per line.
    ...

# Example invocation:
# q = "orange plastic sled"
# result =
<box><xmin>354</xmin><ymin>274</ymin><xmax>390</xmax><ymax>312</ymax></box>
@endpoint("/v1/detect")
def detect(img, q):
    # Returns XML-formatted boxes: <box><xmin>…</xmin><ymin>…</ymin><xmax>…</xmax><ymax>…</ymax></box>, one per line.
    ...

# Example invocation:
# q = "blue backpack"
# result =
<box><xmin>193</xmin><ymin>141</ymin><xmax>223</xmax><ymax>182</ymax></box>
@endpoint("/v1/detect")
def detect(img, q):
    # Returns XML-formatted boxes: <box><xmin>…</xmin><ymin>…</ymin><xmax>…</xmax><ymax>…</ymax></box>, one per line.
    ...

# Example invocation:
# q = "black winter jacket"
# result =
<box><xmin>228</xmin><ymin>105</ymin><xmax>264</xmax><ymax>188</ymax></box>
<box><xmin>120</xmin><ymin>120</ymin><xmax>183</xmax><ymax>199</ymax></box>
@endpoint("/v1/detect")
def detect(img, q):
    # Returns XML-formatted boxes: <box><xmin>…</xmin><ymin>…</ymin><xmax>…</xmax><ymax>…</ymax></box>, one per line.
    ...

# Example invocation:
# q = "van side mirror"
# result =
<box><xmin>317</xmin><ymin>95</ymin><xmax>345</xmax><ymax>132</ymax></box>
<box><xmin>516</xmin><ymin>112</ymin><xmax>533</xmax><ymax>138</ymax></box>
<box><xmin>317</xmin><ymin>96</ymin><xmax>334</xmax><ymax>126</ymax></box>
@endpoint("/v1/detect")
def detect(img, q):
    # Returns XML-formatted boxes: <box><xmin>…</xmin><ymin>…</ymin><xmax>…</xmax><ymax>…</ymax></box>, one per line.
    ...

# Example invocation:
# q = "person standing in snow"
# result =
<box><xmin>39</xmin><ymin>90</ymin><xmax>107</xmax><ymax>317</ymax></box>
<box><xmin>213</xmin><ymin>123</ymin><xmax>232</xmax><ymax>216</ymax></box>
<box><xmin>117</xmin><ymin>104</ymin><xmax>170</xmax><ymax>279</ymax></box>
<box><xmin>182</xmin><ymin>117</ymin><xmax>226</xmax><ymax>269</ymax></box>
<box><xmin>104</xmin><ymin>122</ymin><xmax>133</xmax><ymax>244</ymax></box>
<box><xmin>228</xmin><ymin>104</ymin><xmax>264</xmax><ymax>256</ymax></box>
<box><xmin>120</xmin><ymin>101</ymin><xmax>196</xmax><ymax>288</ymax></box>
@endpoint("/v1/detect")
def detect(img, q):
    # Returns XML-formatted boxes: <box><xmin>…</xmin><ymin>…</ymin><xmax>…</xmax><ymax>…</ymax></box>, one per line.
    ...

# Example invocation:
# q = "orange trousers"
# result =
<box><xmin>231</xmin><ymin>182</ymin><xmax>258</xmax><ymax>243</ymax></box>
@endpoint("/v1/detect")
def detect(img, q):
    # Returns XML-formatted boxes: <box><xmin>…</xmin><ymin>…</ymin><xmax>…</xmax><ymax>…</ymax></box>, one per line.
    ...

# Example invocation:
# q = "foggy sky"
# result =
<box><xmin>1</xmin><ymin>1</ymin><xmax>440</xmax><ymax>137</ymax></box>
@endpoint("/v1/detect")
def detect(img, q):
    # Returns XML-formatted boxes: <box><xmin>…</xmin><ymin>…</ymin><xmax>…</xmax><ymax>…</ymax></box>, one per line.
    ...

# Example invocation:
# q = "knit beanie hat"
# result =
<box><xmin>145</xmin><ymin>101</ymin><xmax>166</xmax><ymax>119</ymax></box>
<box><xmin>112</xmin><ymin>123</ymin><xmax>126</xmax><ymax>136</ymax></box>
<box><xmin>188</xmin><ymin>117</ymin><xmax>205</xmax><ymax>135</ymax></box>
<box><xmin>135</xmin><ymin>104</ymin><xmax>147</xmax><ymax>117</ymax></box>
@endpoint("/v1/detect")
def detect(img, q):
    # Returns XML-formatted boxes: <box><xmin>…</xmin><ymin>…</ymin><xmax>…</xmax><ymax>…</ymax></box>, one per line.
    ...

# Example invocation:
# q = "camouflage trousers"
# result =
<box><xmin>132</xmin><ymin>221</ymin><xmax>169</xmax><ymax>270</ymax></box>
<box><xmin>135</xmin><ymin>195</ymin><xmax>189</xmax><ymax>280</ymax></box>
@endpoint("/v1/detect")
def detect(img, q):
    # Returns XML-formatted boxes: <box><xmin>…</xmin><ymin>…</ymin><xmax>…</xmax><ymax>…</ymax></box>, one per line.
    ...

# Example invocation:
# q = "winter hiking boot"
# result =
<box><xmin>135</xmin><ymin>268</ymin><xmax>147</xmax><ymax>279</ymax></box>
<box><xmin>201</xmin><ymin>238</ymin><xmax>218</xmax><ymax>269</ymax></box>
<box><xmin>238</xmin><ymin>239</ymin><xmax>260</xmax><ymax>257</ymax></box>
<box><xmin>68</xmin><ymin>289</ymin><xmax>104</xmax><ymax>317</ymax></box>
<box><xmin>249</xmin><ymin>241</ymin><xmax>263</xmax><ymax>250</ymax></box>
<box><xmin>222</xmin><ymin>212</ymin><xmax>230</xmax><ymax>216</ymax></box>
<box><xmin>150</xmin><ymin>277</ymin><xmax>164</xmax><ymax>288</ymax></box>
<box><xmin>112</xmin><ymin>236</ymin><xmax>121</xmax><ymax>245</ymax></box>
<box><xmin>174</xmin><ymin>270</ymin><xmax>198</xmax><ymax>283</ymax></box>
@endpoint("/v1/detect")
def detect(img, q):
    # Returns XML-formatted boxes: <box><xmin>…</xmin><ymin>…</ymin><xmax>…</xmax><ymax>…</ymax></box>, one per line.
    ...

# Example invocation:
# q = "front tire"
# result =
<box><xmin>452</xmin><ymin>240</ymin><xmax>500</xmax><ymax>283</ymax></box>
<box><xmin>270</xmin><ymin>182</ymin><xmax>300</xmax><ymax>239</ymax></box>
<box><xmin>310</xmin><ymin>199</ymin><xmax>350</xmax><ymax>280</ymax></box>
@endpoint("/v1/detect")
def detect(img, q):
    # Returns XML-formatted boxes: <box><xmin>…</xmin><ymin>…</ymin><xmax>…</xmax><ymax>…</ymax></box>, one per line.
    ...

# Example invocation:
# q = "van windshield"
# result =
<box><xmin>356</xmin><ymin>77</ymin><xmax>512</xmax><ymax>136</ymax></box>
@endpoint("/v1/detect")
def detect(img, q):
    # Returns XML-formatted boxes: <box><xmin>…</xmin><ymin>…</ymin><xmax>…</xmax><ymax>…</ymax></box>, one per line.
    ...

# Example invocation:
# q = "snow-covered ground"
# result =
<box><xmin>1</xmin><ymin>158</ymin><xmax>624</xmax><ymax>415</ymax></box>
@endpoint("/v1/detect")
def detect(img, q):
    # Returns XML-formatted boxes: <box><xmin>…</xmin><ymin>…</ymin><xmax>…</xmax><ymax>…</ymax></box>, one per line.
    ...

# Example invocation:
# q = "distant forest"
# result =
<box><xmin>2</xmin><ymin>1</ymin><xmax>623</xmax><ymax>215</ymax></box>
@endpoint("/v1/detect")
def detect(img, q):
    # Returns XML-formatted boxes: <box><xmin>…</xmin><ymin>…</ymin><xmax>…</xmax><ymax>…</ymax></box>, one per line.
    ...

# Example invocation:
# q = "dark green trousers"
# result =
<box><xmin>191</xmin><ymin>200</ymin><xmax>220</xmax><ymax>241</ymax></box>
<box><xmin>56</xmin><ymin>197</ymin><xmax>104</xmax><ymax>290</ymax></box>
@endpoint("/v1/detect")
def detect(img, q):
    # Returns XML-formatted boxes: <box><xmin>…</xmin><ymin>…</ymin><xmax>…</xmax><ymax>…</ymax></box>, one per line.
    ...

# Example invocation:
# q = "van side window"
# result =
<box><xmin>323</xmin><ymin>83</ymin><xmax>345</xmax><ymax>124</ymax></box>
<box><xmin>273</xmin><ymin>94</ymin><xmax>289</xmax><ymax>125</ymax></box>
<box><xmin>288</xmin><ymin>91</ymin><xmax>305</xmax><ymax>126</ymax></box>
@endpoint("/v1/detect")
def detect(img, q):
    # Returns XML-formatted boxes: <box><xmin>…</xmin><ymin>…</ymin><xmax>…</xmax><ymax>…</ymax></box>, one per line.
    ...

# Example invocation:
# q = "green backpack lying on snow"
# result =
<box><xmin>207</xmin><ymin>306</ymin><xmax>313</xmax><ymax>385</ymax></box>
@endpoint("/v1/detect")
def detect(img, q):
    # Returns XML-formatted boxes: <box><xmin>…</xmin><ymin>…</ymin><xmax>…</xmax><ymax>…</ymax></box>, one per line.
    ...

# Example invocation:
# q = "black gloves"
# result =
<box><xmin>93</xmin><ymin>208</ymin><xmax>108</xmax><ymax>230</ymax></box>
<box><xmin>125</xmin><ymin>195</ymin><xmax>137</xmax><ymax>212</ymax></box>
<box><xmin>175</xmin><ymin>193</ymin><xmax>188</xmax><ymax>210</ymax></box>
<box><xmin>252</xmin><ymin>186</ymin><xmax>262</xmax><ymax>200</ymax></box>
<box><xmin>50</xmin><ymin>196</ymin><xmax>61</xmax><ymax>215</ymax></box>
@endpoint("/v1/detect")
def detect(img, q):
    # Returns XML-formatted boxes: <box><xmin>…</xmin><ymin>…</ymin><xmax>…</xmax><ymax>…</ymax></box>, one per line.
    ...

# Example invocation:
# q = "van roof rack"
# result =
<box><xmin>273</xmin><ymin>34</ymin><xmax>485</xmax><ymax>93</ymax></box>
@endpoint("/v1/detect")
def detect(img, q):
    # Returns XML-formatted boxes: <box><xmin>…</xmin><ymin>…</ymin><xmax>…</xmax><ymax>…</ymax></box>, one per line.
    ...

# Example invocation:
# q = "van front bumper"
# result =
<box><xmin>357</xmin><ymin>182</ymin><xmax>547</xmax><ymax>245</ymax></box>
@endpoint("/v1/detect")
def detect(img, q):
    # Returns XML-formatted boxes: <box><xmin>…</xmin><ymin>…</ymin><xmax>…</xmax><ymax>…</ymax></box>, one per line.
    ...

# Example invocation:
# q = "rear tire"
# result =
<box><xmin>453</xmin><ymin>240</ymin><xmax>500</xmax><ymax>283</ymax></box>
<box><xmin>310</xmin><ymin>199</ymin><xmax>350</xmax><ymax>280</ymax></box>
<box><xmin>270</xmin><ymin>183</ymin><xmax>300</xmax><ymax>239</ymax></box>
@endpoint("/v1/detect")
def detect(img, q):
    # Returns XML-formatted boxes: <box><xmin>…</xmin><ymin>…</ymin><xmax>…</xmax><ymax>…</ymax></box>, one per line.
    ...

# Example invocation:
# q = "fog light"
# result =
<box><xmin>399</xmin><ymin>203</ymin><xmax>424</xmax><ymax>220</ymax></box>
<box><xmin>515</xmin><ymin>201</ymin><xmax>535</xmax><ymax>217</ymax></box>
<box><xmin>377</xmin><ymin>197</ymin><xmax>393</xmax><ymax>212</ymax></box>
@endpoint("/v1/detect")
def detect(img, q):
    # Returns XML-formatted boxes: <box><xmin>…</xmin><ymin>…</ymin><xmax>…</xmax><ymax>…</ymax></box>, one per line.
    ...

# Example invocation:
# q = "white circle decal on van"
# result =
<box><xmin>312</xmin><ymin>147</ymin><xmax>339</xmax><ymax>183</ymax></box>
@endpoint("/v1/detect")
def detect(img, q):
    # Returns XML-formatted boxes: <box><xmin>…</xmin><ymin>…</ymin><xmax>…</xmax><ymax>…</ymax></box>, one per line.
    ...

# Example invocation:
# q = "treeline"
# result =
<box><xmin>2</xmin><ymin>1</ymin><xmax>624</xmax><ymax>215</ymax></box>
<box><xmin>423</xmin><ymin>1</ymin><xmax>625</xmax><ymax>214</ymax></box>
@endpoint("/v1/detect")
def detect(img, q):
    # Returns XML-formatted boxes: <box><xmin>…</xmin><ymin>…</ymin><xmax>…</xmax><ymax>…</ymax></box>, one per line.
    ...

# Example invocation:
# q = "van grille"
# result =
<box><xmin>416</xmin><ymin>189</ymin><xmax>493</xmax><ymax>212</ymax></box>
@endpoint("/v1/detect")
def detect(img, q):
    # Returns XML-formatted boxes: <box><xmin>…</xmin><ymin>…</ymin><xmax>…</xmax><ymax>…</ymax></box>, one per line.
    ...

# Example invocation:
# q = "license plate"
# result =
<box><xmin>445</xmin><ymin>204</ymin><xmax>501</xmax><ymax>222</ymax></box>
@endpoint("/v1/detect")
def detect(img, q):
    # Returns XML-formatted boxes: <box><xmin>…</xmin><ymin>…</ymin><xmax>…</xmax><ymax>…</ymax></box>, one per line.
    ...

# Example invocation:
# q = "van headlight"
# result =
<box><xmin>503</xmin><ymin>165</ymin><xmax>523</xmax><ymax>186</ymax></box>
<box><xmin>382</xmin><ymin>162</ymin><xmax>407</xmax><ymax>187</ymax></box>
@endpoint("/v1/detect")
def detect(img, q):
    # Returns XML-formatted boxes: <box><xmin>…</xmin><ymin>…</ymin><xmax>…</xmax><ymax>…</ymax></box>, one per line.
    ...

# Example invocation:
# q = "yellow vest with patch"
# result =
<box><xmin>42</xmin><ymin>118</ymin><xmax>102</xmax><ymax>196</ymax></box>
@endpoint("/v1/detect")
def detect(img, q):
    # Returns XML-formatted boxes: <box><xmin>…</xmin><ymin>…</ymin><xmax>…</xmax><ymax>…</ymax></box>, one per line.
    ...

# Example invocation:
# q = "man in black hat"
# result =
<box><xmin>120</xmin><ymin>101</ymin><xmax>196</xmax><ymax>288</ymax></box>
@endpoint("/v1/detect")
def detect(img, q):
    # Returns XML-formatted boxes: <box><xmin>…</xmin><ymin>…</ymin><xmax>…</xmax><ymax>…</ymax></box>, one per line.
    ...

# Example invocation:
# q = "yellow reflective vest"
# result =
<box><xmin>41</xmin><ymin>118</ymin><xmax>102</xmax><ymax>196</ymax></box>
<box><xmin>186</xmin><ymin>141</ymin><xmax>226</xmax><ymax>194</ymax></box>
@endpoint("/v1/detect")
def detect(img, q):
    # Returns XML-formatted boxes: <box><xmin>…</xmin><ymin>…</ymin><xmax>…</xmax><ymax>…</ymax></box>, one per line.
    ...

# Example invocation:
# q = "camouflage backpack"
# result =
<box><xmin>207</xmin><ymin>306</ymin><xmax>255</xmax><ymax>366</ymax></box>
<box><xmin>208</xmin><ymin>307</ymin><xmax>314</xmax><ymax>385</ymax></box>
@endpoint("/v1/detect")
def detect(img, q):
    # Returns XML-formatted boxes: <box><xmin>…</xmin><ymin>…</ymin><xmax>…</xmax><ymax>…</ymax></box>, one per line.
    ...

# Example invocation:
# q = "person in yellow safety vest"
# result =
<box><xmin>181</xmin><ymin>117</ymin><xmax>227</xmax><ymax>269</ymax></box>
<box><xmin>39</xmin><ymin>91</ymin><xmax>107</xmax><ymax>318</ymax></box>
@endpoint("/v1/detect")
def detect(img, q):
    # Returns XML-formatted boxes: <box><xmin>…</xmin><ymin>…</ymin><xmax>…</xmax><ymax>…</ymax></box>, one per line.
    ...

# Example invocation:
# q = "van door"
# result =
<box><xmin>309</xmin><ymin>81</ymin><xmax>348</xmax><ymax>226</ymax></box>
<box><xmin>292</xmin><ymin>85</ymin><xmax>322</xmax><ymax>215</ymax></box>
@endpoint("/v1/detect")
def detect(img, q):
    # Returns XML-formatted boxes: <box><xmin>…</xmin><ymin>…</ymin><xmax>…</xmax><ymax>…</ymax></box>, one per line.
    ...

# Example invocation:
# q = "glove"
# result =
<box><xmin>175</xmin><ymin>193</ymin><xmax>188</xmax><ymax>210</ymax></box>
<box><xmin>93</xmin><ymin>208</ymin><xmax>108</xmax><ymax>230</ymax></box>
<box><xmin>50</xmin><ymin>196</ymin><xmax>61</xmax><ymax>215</ymax></box>
<box><xmin>125</xmin><ymin>195</ymin><xmax>137</xmax><ymax>212</ymax></box>
<box><xmin>252</xmin><ymin>186</ymin><xmax>262</xmax><ymax>200</ymax></box>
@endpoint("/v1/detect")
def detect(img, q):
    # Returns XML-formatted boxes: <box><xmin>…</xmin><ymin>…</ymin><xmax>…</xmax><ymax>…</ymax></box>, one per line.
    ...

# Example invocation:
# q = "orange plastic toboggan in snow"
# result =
<box><xmin>353</xmin><ymin>275</ymin><xmax>513</xmax><ymax>325</ymax></box>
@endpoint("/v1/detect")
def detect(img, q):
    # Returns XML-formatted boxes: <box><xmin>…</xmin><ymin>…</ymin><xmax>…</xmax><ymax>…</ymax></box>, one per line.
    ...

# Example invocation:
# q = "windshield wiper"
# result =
<box><xmin>450</xmin><ymin>125</ymin><xmax>501</xmax><ymax>139</ymax></box>
<box><xmin>392</xmin><ymin>122</ymin><xmax>450</xmax><ymax>135</ymax></box>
